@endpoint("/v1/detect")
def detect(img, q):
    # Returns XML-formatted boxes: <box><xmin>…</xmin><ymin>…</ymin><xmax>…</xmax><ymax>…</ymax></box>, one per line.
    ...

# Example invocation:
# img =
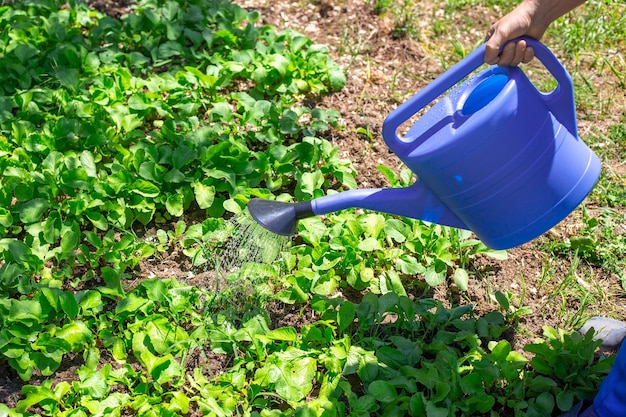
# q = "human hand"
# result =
<box><xmin>484</xmin><ymin>1</ymin><xmax>548</xmax><ymax>66</ymax></box>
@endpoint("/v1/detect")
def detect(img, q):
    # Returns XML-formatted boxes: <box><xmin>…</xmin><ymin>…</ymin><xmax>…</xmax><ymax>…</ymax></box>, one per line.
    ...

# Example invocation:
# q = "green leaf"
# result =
<box><xmin>384</xmin><ymin>219</ymin><xmax>410</xmax><ymax>241</ymax></box>
<box><xmin>16</xmin><ymin>385</ymin><xmax>57</xmax><ymax>413</ymax></box>
<box><xmin>106</xmin><ymin>102</ymin><xmax>143</xmax><ymax>132</ymax></box>
<box><xmin>86</xmin><ymin>211</ymin><xmax>109</xmax><ymax>231</ymax></box>
<box><xmin>164</xmin><ymin>168</ymin><xmax>185</xmax><ymax>183</ymax></box>
<box><xmin>166</xmin><ymin>193</ymin><xmax>184</xmax><ymax>217</ymax></box>
<box><xmin>362</xmin><ymin>213</ymin><xmax>385</xmax><ymax>238</ymax></box>
<box><xmin>54</xmin><ymin>68</ymin><xmax>80</xmax><ymax>90</ymax></box>
<box><xmin>489</xmin><ymin>340</ymin><xmax>511</xmax><ymax>360</ymax></box>
<box><xmin>78</xmin><ymin>364</ymin><xmax>111</xmax><ymax>398</ymax></box>
<box><xmin>60</xmin><ymin>221</ymin><xmax>81</xmax><ymax>255</ymax></box>
<box><xmin>157</xmin><ymin>41</ymin><xmax>184</xmax><ymax>59</ymax></box>
<box><xmin>530</xmin><ymin>391</ymin><xmax>555</xmax><ymax>416</ymax></box>
<box><xmin>115</xmin><ymin>294</ymin><xmax>148</xmax><ymax>315</ymax></box>
<box><xmin>143</xmin><ymin>318</ymin><xmax>189</xmax><ymax>355</ymax></box>
<box><xmin>0</xmin><ymin>207</ymin><xmax>13</xmax><ymax>227</ymax></box>
<box><xmin>264</xmin><ymin>327</ymin><xmax>297</xmax><ymax>342</ymax></box>
<box><xmin>172</xmin><ymin>146</ymin><xmax>196</xmax><ymax>169</ymax></box>
<box><xmin>17</xmin><ymin>198</ymin><xmax>49</xmax><ymax>223</ymax></box>
<box><xmin>367</xmin><ymin>380</ymin><xmax>397</xmax><ymax>403</ymax></box>
<box><xmin>76</xmin><ymin>290</ymin><xmax>103</xmax><ymax>314</ymax></box>
<box><xmin>101</xmin><ymin>267</ymin><xmax>125</xmax><ymax>297</ymax></box>
<box><xmin>9</xmin><ymin>299</ymin><xmax>43</xmax><ymax>323</ymax></box>
<box><xmin>424</xmin><ymin>261</ymin><xmax>446</xmax><ymax>287</ymax></box>
<box><xmin>382</xmin><ymin>271</ymin><xmax>406</xmax><ymax>296</ymax></box>
<box><xmin>244</xmin><ymin>99</ymin><xmax>272</xmax><ymax>123</ymax></box>
<box><xmin>359</xmin><ymin>267</ymin><xmax>375</xmax><ymax>284</ymax></box>
<box><xmin>128</xmin><ymin>94</ymin><xmax>152</xmax><ymax>110</ymax></box>
<box><xmin>0</xmin><ymin>239</ymin><xmax>30</xmax><ymax>264</ymax></box>
<box><xmin>80</xmin><ymin>151</ymin><xmax>97</xmax><ymax>177</ymax></box>
<box><xmin>425</xmin><ymin>401</ymin><xmax>449</xmax><ymax>417</ymax></box>
<box><xmin>280</xmin><ymin>110</ymin><xmax>299</xmax><ymax>135</ymax></box>
<box><xmin>169</xmin><ymin>391</ymin><xmax>190</xmax><ymax>414</ymax></box>
<box><xmin>328</xmin><ymin>67</ymin><xmax>346</xmax><ymax>91</ymax></box>
<box><xmin>358</xmin><ymin>237</ymin><xmax>382</xmax><ymax>252</ymax></box>
<box><xmin>485</xmin><ymin>249</ymin><xmax>508</xmax><ymax>260</ymax></box>
<box><xmin>0</xmin><ymin>263</ymin><xmax>23</xmax><ymax>290</ymax></box>
<box><xmin>192</xmin><ymin>182</ymin><xmax>215</xmax><ymax>209</ymax></box>
<box><xmin>272</xmin><ymin>351</ymin><xmax>316</xmax><ymax>403</ymax></box>
<box><xmin>42</xmin><ymin>211</ymin><xmax>61</xmax><ymax>244</ymax></box>
<box><xmin>267</xmin><ymin>54</ymin><xmax>290</xmax><ymax>75</ymax></box>
<box><xmin>338</xmin><ymin>301</ymin><xmax>355</xmax><ymax>332</ymax></box>
<box><xmin>143</xmin><ymin>350</ymin><xmax>183</xmax><ymax>384</ymax></box>
<box><xmin>56</xmin><ymin>321</ymin><xmax>92</xmax><ymax>351</ymax></box>
<box><xmin>60</xmin><ymin>292</ymin><xmax>79</xmax><ymax>319</ymax></box>
<box><xmin>396</xmin><ymin>255</ymin><xmax>421</xmax><ymax>274</ymax></box>
<box><xmin>130</xmin><ymin>180</ymin><xmax>160</xmax><ymax>197</ymax></box>
<box><xmin>460</xmin><ymin>373</ymin><xmax>483</xmax><ymax>395</ymax></box>
<box><xmin>142</xmin><ymin>279</ymin><xmax>168</xmax><ymax>303</ymax></box>
<box><xmin>495</xmin><ymin>291</ymin><xmax>510</xmax><ymax>310</ymax></box>
<box><xmin>453</xmin><ymin>268</ymin><xmax>469</xmax><ymax>291</ymax></box>
<box><xmin>210</xmin><ymin>102</ymin><xmax>233</xmax><ymax>122</ymax></box>
<box><xmin>556</xmin><ymin>389</ymin><xmax>575</xmax><ymax>412</ymax></box>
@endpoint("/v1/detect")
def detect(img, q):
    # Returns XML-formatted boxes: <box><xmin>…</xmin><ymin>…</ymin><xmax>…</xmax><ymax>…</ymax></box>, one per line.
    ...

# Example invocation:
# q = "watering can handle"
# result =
<box><xmin>382</xmin><ymin>37</ymin><xmax>577</xmax><ymax>147</ymax></box>
<box><xmin>524</xmin><ymin>38</ymin><xmax>578</xmax><ymax>137</ymax></box>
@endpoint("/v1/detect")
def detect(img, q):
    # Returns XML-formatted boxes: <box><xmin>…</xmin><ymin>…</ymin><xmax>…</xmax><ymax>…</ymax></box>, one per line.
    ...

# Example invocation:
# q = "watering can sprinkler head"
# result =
<box><xmin>247</xmin><ymin>199</ymin><xmax>314</xmax><ymax>236</ymax></box>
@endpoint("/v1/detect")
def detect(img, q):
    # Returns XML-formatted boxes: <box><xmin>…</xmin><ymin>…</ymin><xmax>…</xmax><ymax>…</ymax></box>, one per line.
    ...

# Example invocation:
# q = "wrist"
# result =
<box><xmin>522</xmin><ymin>0</ymin><xmax>586</xmax><ymax>31</ymax></box>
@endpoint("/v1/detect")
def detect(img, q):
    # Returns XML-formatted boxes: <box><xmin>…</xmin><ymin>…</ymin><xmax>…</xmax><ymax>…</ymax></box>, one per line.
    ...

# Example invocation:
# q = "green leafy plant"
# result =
<box><xmin>0</xmin><ymin>287</ymin><xmax>95</xmax><ymax>381</ymax></box>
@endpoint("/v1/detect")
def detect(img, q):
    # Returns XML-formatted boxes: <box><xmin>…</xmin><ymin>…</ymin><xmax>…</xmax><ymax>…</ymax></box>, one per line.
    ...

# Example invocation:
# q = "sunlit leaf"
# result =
<box><xmin>358</xmin><ymin>237</ymin><xmax>382</xmax><ymax>252</ymax></box>
<box><xmin>192</xmin><ymin>182</ymin><xmax>215</xmax><ymax>209</ymax></box>
<box><xmin>56</xmin><ymin>321</ymin><xmax>92</xmax><ymax>351</ymax></box>
<box><xmin>453</xmin><ymin>268</ymin><xmax>469</xmax><ymax>291</ymax></box>
<box><xmin>16</xmin><ymin>198</ymin><xmax>49</xmax><ymax>224</ymax></box>
<box><xmin>130</xmin><ymin>180</ymin><xmax>160</xmax><ymax>197</ymax></box>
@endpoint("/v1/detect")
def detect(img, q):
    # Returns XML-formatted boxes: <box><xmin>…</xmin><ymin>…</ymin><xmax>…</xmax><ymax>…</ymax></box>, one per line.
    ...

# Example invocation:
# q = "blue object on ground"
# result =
<box><xmin>593</xmin><ymin>342</ymin><xmax>626</xmax><ymax>417</ymax></box>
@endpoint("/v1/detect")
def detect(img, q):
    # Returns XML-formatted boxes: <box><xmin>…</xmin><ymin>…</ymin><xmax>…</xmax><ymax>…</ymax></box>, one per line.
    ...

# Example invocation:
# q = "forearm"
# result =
<box><xmin>522</xmin><ymin>0</ymin><xmax>587</xmax><ymax>30</ymax></box>
<box><xmin>485</xmin><ymin>0</ymin><xmax>587</xmax><ymax>65</ymax></box>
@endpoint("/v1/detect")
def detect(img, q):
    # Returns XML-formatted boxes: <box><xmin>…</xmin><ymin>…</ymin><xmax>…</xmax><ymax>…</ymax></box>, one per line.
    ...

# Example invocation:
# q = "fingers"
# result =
<box><xmin>484</xmin><ymin>25</ymin><xmax>506</xmax><ymax>65</ymax></box>
<box><xmin>483</xmin><ymin>3</ymin><xmax>539</xmax><ymax>67</ymax></box>
<box><xmin>499</xmin><ymin>40</ymin><xmax>526</xmax><ymax>66</ymax></box>
<box><xmin>484</xmin><ymin>35</ymin><xmax>501</xmax><ymax>65</ymax></box>
<box><xmin>522</xmin><ymin>45</ymin><xmax>534</xmax><ymax>64</ymax></box>
<box><xmin>485</xmin><ymin>37</ymin><xmax>536</xmax><ymax>67</ymax></box>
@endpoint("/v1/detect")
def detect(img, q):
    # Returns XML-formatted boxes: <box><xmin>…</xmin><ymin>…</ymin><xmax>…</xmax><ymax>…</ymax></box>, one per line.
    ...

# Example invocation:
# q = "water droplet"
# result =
<box><xmin>188</xmin><ymin>210</ymin><xmax>290</xmax><ymax>299</ymax></box>
<box><xmin>213</xmin><ymin>211</ymin><xmax>290</xmax><ymax>279</ymax></box>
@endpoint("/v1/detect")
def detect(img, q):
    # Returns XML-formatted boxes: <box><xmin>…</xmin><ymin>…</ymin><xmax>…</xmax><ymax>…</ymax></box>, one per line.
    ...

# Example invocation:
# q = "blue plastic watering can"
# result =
<box><xmin>248</xmin><ymin>37</ymin><xmax>601</xmax><ymax>250</ymax></box>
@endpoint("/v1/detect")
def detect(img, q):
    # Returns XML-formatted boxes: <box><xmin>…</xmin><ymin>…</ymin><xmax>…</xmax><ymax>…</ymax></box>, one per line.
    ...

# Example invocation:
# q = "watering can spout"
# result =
<box><xmin>247</xmin><ymin>182</ymin><xmax>468</xmax><ymax>237</ymax></box>
<box><xmin>247</xmin><ymin>199</ymin><xmax>314</xmax><ymax>236</ymax></box>
<box><xmin>309</xmin><ymin>183</ymin><xmax>468</xmax><ymax>229</ymax></box>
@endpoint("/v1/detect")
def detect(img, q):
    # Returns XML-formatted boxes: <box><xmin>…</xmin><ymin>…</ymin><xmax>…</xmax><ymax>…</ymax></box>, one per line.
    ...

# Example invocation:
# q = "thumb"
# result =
<box><xmin>484</xmin><ymin>25</ymin><xmax>508</xmax><ymax>64</ymax></box>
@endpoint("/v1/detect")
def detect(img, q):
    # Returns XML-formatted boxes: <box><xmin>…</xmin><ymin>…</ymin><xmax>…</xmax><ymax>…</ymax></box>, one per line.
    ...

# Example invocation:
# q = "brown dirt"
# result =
<box><xmin>0</xmin><ymin>364</ymin><xmax>22</xmax><ymax>410</ymax></box>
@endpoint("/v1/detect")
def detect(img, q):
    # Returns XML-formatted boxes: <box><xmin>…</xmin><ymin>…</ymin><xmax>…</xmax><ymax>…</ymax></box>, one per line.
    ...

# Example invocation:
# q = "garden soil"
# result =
<box><xmin>1</xmin><ymin>0</ymin><xmax>625</xmax><ymax>411</ymax></box>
